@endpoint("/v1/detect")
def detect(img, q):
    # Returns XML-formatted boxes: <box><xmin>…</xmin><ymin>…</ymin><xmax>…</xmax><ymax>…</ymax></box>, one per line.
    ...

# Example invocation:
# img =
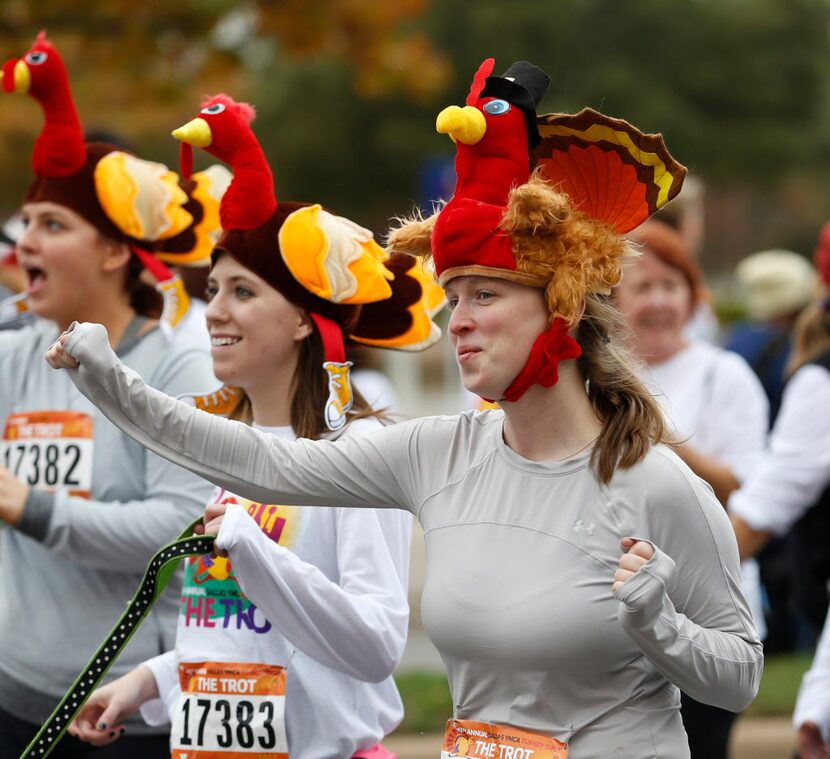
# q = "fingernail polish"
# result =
<box><xmin>98</xmin><ymin>723</ymin><xmax>107</xmax><ymax>730</ymax></box>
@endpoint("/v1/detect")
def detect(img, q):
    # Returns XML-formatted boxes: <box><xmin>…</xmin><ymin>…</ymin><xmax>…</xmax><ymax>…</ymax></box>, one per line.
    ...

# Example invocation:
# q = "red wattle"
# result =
<box><xmin>1</xmin><ymin>59</ymin><xmax>17</xmax><ymax>93</ymax></box>
<box><xmin>483</xmin><ymin>318</ymin><xmax>582</xmax><ymax>403</ymax></box>
<box><xmin>179</xmin><ymin>142</ymin><xmax>193</xmax><ymax>181</ymax></box>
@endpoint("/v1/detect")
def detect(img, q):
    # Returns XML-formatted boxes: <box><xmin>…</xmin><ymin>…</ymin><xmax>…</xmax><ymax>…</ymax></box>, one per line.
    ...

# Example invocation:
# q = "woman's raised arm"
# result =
<box><xmin>47</xmin><ymin>322</ymin><xmax>418</xmax><ymax>513</ymax></box>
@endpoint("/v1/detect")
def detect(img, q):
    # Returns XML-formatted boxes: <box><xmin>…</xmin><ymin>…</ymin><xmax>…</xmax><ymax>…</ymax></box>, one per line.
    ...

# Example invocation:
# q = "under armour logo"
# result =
<box><xmin>573</xmin><ymin>520</ymin><xmax>595</xmax><ymax>535</ymax></box>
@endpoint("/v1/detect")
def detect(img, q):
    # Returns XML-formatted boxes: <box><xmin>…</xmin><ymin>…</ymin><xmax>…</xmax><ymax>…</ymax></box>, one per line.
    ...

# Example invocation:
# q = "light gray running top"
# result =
<box><xmin>62</xmin><ymin>322</ymin><xmax>763</xmax><ymax>758</ymax></box>
<box><xmin>0</xmin><ymin>320</ymin><xmax>214</xmax><ymax>731</ymax></box>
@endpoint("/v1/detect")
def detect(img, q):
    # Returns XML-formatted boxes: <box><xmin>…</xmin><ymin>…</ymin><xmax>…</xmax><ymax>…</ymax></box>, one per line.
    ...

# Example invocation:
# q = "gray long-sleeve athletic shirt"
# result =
<box><xmin>61</xmin><ymin>322</ymin><xmax>763</xmax><ymax>757</ymax></box>
<box><xmin>0</xmin><ymin>320</ymin><xmax>215</xmax><ymax>731</ymax></box>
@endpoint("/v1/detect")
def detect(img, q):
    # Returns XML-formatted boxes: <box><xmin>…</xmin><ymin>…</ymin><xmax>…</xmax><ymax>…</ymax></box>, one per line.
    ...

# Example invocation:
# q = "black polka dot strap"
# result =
<box><xmin>20</xmin><ymin>519</ymin><xmax>215</xmax><ymax>759</ymax></box>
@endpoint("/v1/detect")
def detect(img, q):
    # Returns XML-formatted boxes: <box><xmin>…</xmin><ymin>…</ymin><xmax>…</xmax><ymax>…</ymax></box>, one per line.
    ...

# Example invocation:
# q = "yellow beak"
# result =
<box><xmin>2</xmin><ymin>60</ymin><xmax>32</xmax><ymax>94</ymax></box>
<box><xmin>171</xmin><ymin>117</ymin><xmax>212</xmax><ymax>148</ymax></box>
<box><xmin>436</xmin><ymin>105</ymin><xmax>486</xmax><ymax>146</ymax></box>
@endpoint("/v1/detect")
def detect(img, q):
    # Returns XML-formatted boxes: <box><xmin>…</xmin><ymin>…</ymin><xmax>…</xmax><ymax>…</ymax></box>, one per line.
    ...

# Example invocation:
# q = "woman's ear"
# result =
<box><xmin>561</xmin><ymin>300</ymin><xmax>587</xmax><ymax>337</ymax></box>
<box><xmin>99</xmin><ymin>238</ymin><xmax>132</xmax><ymax>274</ymax></box>
<box><xmin>295</xmin><ymin>309</ymin><xmax>314</xmax><ymax>342</ymax></box>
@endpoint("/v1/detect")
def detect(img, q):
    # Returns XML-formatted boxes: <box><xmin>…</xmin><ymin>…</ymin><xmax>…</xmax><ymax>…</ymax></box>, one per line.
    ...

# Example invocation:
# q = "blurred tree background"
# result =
<box><xmin>1</xmin><ymin>0</ymin><xmax>830</xmax><ymax>280</ymax></box>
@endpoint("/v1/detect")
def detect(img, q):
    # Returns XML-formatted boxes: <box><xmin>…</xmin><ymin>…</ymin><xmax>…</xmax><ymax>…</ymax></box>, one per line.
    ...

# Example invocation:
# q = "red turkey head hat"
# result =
<box><xmin>387</xmin><ymin>57</ymin><xmax>687</xmax><ymax>402</ymax></box>
<box><xmin>2</xmin><ymin>32</ymin><xmax>228</xmax><ymax>329</ymax></box>
<box><xmin>173</xmin><ymin>94</ymin><xmax>444</xmax><ymax>430</ymax></box>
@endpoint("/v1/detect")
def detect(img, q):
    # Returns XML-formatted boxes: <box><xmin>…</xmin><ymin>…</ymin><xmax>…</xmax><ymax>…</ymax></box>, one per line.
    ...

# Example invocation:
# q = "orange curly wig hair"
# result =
<box><xmin>387</xmin><ymin>170</ymin><xmax>629</xmax><ymax>324</ymax></box>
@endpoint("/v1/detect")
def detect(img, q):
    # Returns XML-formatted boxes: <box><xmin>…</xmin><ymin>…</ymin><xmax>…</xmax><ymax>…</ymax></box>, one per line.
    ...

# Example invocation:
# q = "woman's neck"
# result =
<box><xmin>500</xmin><ymin>362</ymin><xmax>602</xmax><ymax>463</ymax></box>
<box><xmin>244</xmin><ymin>363</ymin><xmax>298</xmax><ymax>429</ymax></box>
<box><xmin>58</xmin><ymin>295</ymin><xmax>137</xmax><ymax>350</ymax></box>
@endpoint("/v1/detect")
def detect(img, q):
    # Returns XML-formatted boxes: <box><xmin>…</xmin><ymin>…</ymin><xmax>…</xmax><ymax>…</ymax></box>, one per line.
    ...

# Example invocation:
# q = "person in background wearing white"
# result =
<box><xmin>730</xmin><ymin>239</ymin><xmax>830</xmax><ymax>567</ymax></box>
<box><xmin>728</xmin><ymin>241</ymin><xmax>830</xmax><ymax>759</ymax></box>
<box><xmin>614</xmin><ymin>219</ymin><xmax>768</xmax><ymax>759</ymax></box>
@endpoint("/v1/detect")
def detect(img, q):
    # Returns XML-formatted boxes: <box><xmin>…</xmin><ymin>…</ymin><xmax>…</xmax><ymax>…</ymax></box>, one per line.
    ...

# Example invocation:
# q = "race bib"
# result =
<box><xmin>172</xmin><ymin>661</ymin><xmax>288</xmax><ymax>759</ymax></box>
<box><xmin>2</xmin><ymin>411</ymin><xmax>93</xmax><ymax>498</ymax></box>
<box><xmin>442</xmin><ymin>719</ymin><xmax>568</xmax><ymax>759</ymax></box>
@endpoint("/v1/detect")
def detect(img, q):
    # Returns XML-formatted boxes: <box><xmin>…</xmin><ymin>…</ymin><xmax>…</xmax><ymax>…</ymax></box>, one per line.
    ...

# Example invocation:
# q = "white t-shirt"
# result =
<box><xmin>140</xmin><ymin>420</ymin><xmax>412</xmax><ymax>759</ymax></box>
<box><xmin>352</xmin><ymin>369</ymin><xmax>400</xmax><ymax>417</ymax></box>
<box><xmin>167</xmin><ymin>297</ymin><xmax>211</xmax><ymax>352</ymax></box>
<box><xmin>638</xmin><ymin>340</ymin><xmax>769</xmax><ymax>639</ymax></box>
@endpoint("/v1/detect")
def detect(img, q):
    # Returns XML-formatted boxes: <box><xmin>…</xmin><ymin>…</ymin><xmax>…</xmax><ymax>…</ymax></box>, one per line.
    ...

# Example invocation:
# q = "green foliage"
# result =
<box><xmin>3</xmin><ymin>0</ymin><xmax>830</xmax><ymax>268</ymax></box>
<box><xmin>713</xmin><ymin>290</ymin><xmax>749</xmax><ymax>328</ymax></box>
<box><xmin>394</xmin><ymin>671</ymin><xmax>453</xmax><ymax>733</ymax></box>
<box><xmin>744</xmin><ymin>652</ymin><xmax>815</xmax><ymax>717</ymax></box>
<box><xmin>242</xmin><ymin>0</ymin><xmax>830</xmax><ymax>260</ymax></box>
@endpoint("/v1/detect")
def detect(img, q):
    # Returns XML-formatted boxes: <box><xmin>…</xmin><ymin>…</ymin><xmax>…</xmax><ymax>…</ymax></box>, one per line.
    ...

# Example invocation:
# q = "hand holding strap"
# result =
<box><xmin>20</xmin><ymin>519</ymin><xmax>215</xmax><ymax>759</ymax></box>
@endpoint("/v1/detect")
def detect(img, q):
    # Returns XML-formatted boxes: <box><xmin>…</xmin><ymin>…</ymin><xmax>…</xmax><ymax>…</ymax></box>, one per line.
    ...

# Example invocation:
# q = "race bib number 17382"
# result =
<box><xmin>2</xmin><ymin>411</ymin><xmax>93</xmax><ymax>498</ymax></box>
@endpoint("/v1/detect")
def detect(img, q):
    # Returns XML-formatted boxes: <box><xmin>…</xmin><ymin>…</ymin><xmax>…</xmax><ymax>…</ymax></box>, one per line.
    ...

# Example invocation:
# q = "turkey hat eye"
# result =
<box><xmin>483</xmin><ymin>99</ymin><xmax>510</xmax><ymax>115</ymax></box>
<box><xmin>201</xmin><ymin>103</ymin><xmax>226</xmax><ymax>115</ymax></box>
<box><xmin>25</xmin><ymin>51</ymin><xmax>48</xmax><ymax>65</ymax></box>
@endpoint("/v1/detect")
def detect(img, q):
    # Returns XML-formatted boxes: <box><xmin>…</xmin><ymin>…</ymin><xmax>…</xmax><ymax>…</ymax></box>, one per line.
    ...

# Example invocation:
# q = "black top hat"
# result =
<box><xmin>481</xmin><ymin>61</ymin><xmax>550</xmax><ymax>148</ymax></box>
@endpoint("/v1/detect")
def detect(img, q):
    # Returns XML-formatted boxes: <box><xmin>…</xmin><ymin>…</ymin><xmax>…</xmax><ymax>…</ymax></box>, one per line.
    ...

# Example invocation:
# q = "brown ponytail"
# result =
<box><xmin>577</xmin><ymin>294</ymin><xmax>667</xmax><ymax>483</ymax></box>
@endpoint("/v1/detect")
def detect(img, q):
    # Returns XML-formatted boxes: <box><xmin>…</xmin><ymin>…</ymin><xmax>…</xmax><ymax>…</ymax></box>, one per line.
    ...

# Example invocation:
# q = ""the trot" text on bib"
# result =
<box><xmin>172</xmin><ymin>661</ymin><xmax>288</xmax><ymax>759</ymax></box>
<box><xmin>442</xmin><ymin>719</ymin><xmax>568</xmax><ymax>759</ymax></box>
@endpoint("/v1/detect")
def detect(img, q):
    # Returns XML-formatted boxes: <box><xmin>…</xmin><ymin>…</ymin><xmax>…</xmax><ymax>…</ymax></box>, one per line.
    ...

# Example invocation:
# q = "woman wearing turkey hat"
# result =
<box><xmin>48</xmin><ymin>59</ymin><xmax>762</xmax><ymax>757</ymax></box>
<box><xmin>0</xmin><ymin>34</ymin><xmax>225</xmax><ymax>757</ymax></box>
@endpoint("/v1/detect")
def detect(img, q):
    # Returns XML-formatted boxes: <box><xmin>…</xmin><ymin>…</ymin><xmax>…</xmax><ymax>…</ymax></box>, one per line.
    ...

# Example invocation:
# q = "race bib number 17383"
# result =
<box><xmin>172</xmin><ymin>661</ymin><xmax>288</xmax><ymax>759</ymax></box>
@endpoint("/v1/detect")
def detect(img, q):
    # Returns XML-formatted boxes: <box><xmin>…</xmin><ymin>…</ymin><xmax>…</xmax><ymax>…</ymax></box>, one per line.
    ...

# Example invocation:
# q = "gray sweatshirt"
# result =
<box><xmin>0</xmin><ymin>320</ymin><xmax>215</xmax><ymax>731</ymax></box>
<box><xmin>62</xmin><ymin>322</ymin><xmax>763</xmax><ymax>757</ymax></box>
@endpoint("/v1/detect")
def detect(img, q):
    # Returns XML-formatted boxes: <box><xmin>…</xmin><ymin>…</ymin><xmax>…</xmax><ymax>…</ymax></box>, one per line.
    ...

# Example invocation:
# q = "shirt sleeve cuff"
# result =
<box><xmin>728</xmin><ymin>491</ymin><xmax>776</xmax><ymax>533</ymax></box>
<box><xmin>139</xmin><ymin>653</ymin><xmax>178</xmax><ymax>727</ymax></box>
<box><xmin>215</xmin><ymin>502</ymin><xmax>250</xmax><ymax>553</ymax></box>
<box><xmin>16</xmin><ymin>489</ymin><xmax>56</xmax><ymax>541</ymax></box>
<box><xmin>614</xmin><ymin>541</ymin><xmax>677</xmax><ymax>625</ymax></box>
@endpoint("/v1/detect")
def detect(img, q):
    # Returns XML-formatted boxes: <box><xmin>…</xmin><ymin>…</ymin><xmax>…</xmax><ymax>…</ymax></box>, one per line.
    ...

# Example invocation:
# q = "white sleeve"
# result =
<box><xmin>61</xmin><ymin>322</ymin><xmax>420</xmax><ymax>513</ymax></box>
<box><xmin>729</xmin><ymin>366</ymin><xmax>830</xmax><ymax>534</ymax></box>
<box><xmin>216</xmin><ymin>503</ymin><xmax>412</xmax><ymax>682</ymax></box>
<box><xmin>794</xmin><ymin>607</ymin><xmax>830</xmax><ymax>740</ymax></box>
<box><xmin>139</xmin><ymin>650</ymin><xmax>179</xmax><ymax>727</ymax></box>
<box><xmin>699</xmin><ymin>351</ymin><xmax>768</xmax><ymax>481</ymax></box>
